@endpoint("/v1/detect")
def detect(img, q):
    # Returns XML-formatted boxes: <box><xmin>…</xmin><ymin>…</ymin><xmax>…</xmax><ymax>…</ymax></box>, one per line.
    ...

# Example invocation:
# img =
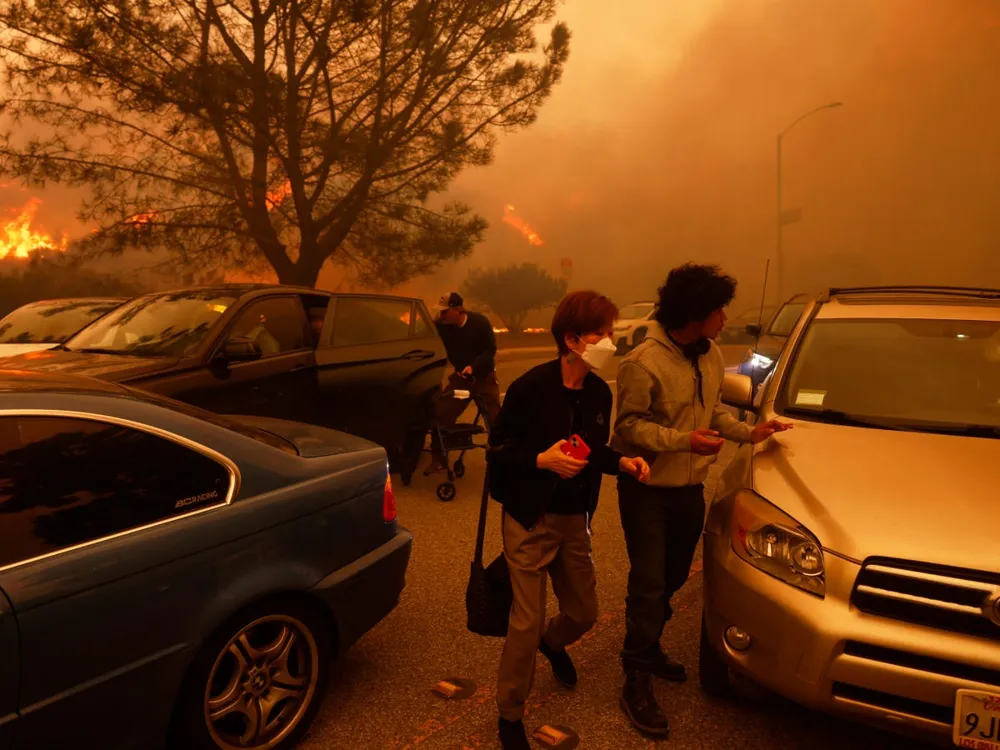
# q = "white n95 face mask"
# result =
<box><xmin>580</xmin><ymin>337</ymin><xmax>617</xmax><ymax>371</ymax></box>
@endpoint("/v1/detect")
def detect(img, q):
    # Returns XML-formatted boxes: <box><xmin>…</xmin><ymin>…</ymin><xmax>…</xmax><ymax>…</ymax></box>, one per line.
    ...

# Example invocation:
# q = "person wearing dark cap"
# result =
<box><xmin>426</xmin><ymin>292</ymin><xmax>502</xmax><ymax>475</ymax></box>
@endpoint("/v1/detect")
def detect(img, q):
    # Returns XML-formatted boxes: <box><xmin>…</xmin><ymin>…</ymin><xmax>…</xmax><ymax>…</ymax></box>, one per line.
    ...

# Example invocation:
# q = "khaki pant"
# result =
<box><xmin>430</xmin><ymin>372</ymin><xmax>502</xmax><ymax>464</ymax></box>
<box><xmin>496</xmin><ymin>512</ymin><xmax>599</xmax><ymax>721</ymax></box>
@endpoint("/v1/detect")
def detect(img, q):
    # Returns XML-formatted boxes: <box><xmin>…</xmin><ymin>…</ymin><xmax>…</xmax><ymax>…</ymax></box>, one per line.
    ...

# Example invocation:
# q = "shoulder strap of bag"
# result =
<box><xmin>473</xmin><ymin>464</ymin><xmax>490</xmax><ymax>567</ymax></box>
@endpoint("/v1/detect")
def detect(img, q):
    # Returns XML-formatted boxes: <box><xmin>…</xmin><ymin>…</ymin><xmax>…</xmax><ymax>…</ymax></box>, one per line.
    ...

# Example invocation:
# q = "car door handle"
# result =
<box><xmin>402</xmin><ymin>350</ymin><xmax>434</xmax><ymax>360</ymax></box>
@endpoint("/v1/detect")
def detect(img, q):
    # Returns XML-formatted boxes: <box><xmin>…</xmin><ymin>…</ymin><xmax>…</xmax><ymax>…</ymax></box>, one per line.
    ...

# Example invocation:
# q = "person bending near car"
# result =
<box><xmin>487</xmin><ymin>290</ymin><xmax>651</xmax><ymax>750</ymax></box>
<box><xmin>613</xmin><ymin>264</ymin><xmax>791</xmax><ymax>738</ymax></box>
<box><xmin>426</xmin><ymin>292</ymin><xmax>502</xmax><ymax>475</ymax></box>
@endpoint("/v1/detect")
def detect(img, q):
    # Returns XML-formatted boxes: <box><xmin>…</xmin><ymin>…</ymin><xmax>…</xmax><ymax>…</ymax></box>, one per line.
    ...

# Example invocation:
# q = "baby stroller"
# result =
<box><xmin>428</xmin><ymin>379</ymin><xmax>494</xmax><ymax>502</ymax></box>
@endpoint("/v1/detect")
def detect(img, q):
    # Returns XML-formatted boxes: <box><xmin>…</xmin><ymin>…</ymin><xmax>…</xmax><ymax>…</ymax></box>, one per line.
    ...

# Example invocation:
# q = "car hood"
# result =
<box><xmin>0</xmin><ymin>350</ymin><xmax>179</xmax><ymax>381</ymax></box>
<box><xmin>752</xmin><ymin>420</ymin><xmax>1000</xmax><ymax>571</ymax></box>
<box><xmin>229</xmin><ymin>416</ymin><xmax>381</xmax><ymax>458</ymax></box>
<box><xmin>0</xmin><ymin>343</ymin><xmax>59</xmax><ymax>358</ymax></box>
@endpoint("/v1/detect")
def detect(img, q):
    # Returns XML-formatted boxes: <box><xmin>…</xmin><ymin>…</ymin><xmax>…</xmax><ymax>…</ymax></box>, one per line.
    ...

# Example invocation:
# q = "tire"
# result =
<box><xmin>632</xmin><ymin>327</ymin><xmax>648</xmax><ymax>348</ymax></box>
<box><xmin>699</xmin><ymin>616</ymin><xmax>734</xmax><ymax>700</ymax></box>
<box><xmin>436</xmin><ymin>482</ymin><xmax>457</xmax><ymax>502</ymax></box>
<box><xmin>170</xmin><ymin>600</ymin><xmax>332</xmax><ymax>750</ymax></box>
<box><xmin>453</xmin><ymin>460</ymin><xmax>465</xmax><ymax>479</ymax></box>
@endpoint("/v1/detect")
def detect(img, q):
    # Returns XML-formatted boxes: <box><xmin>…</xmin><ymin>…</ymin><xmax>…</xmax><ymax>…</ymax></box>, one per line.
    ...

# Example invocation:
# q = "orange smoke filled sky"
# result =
<box><xmin>2</xmin><ymin>0</ymin><xmax>999</xmax><ymax>305</ymax></box>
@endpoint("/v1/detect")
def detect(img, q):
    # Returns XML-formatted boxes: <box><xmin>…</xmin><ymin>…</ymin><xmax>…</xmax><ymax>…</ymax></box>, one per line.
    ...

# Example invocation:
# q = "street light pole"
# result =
<box><xmin>775</xmin><ymin>101</ymin><xmax>842</xmax><ymax>301</ymax></box>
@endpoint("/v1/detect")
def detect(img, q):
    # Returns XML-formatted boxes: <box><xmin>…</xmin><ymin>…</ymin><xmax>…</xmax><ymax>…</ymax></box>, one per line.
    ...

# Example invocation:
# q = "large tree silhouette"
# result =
<box><xmin>0</xmin><ymin>0</ymin><xmax>569</xmax><ymax>287</ymax></box>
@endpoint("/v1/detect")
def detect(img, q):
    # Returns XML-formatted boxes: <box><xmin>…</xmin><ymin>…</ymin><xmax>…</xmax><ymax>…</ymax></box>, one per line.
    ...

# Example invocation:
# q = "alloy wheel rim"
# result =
<box><xmin>204</xmin><ymin>614</ymin><xmax>319</xmax><ymax>750</ymax></box>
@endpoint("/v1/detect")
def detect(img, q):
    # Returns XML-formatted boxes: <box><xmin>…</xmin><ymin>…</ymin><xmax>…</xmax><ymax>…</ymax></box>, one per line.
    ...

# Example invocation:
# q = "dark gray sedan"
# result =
<box><xmin>0</xmin><ymin>370</ymin><xmax>412</xmax><ymax>750</ymax></box>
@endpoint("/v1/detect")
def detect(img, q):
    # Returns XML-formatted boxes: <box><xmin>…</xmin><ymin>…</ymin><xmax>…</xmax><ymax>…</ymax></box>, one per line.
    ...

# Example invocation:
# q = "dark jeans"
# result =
<box><xmin>618</xmin><ymin>474</ymin><xmax>706</xmax><ymax>670</ymax></box>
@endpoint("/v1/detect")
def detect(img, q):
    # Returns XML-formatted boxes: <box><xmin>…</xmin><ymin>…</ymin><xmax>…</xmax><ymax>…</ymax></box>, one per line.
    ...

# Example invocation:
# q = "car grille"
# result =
<box><xmin>852</xmin><ymin>559</ymin><xmax>1000</xmax><ymax>641</ymax></box>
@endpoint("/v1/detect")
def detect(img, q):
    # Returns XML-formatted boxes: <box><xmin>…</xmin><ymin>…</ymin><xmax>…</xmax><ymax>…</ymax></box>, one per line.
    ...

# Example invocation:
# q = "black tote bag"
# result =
<box><xmin>465</xmin><ymin>465</ymin><xmax>513</xmax><ymax>637</ymax></box>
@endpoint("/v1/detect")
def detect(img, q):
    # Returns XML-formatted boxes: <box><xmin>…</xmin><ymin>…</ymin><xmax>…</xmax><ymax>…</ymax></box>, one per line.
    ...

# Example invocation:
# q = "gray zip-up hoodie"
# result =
<box><xmin>612</xmin><ymin>322</ymin><xmax>752</xmax><ymax>488</ymax></box>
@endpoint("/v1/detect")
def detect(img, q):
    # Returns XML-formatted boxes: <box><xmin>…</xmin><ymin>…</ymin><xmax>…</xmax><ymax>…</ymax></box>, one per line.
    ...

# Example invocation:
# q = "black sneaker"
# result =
<box><xmin>620</xmin><ymin>670</ymin><xmax>670</xmax><ymax>738</ymax></box>
<box><xmin>647</xmin><ymin>652</ymin><xmax>687</xmax><ymax>683</ymax></box>
<box><xmin>498</xmin><ymin>718</ymin><xmax>531</xmax><ymax>750</ymax></box>
<box><xmin>539</xmin><ymin>638</ymin><xmax>578</xmax><ymax>689</ymax></box>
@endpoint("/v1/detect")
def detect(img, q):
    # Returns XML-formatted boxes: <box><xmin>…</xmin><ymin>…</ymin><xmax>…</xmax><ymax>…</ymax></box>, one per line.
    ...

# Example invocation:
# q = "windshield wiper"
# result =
<box><xmin>69</xmin><ymin>347</ymin><xmax>140</xmax><ymax>356</ymax></box>
<box><xmin>782</xmin><ymin>406</ymin><xmax>904</xmax><ymax>430</ymax></box>
<box><xmin>920</xmin><ymin>424</ymin><xmax>1000</xmax><ymax>439</ymax></box>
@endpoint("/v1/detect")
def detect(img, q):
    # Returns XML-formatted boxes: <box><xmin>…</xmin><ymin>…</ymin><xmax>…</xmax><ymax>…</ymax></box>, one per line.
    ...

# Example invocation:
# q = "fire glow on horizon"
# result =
<box><xmin>0</xmin><ymin>198</ymin><xmax>68</xmax><ymax>259</ymax></box>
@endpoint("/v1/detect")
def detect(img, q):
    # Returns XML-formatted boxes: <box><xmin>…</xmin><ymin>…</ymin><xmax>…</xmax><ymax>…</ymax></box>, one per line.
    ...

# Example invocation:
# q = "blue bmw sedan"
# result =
<box><xmin>0</xmin><ymin>370</ymin><xmax>412</xmax><ymax>750</ymax></box>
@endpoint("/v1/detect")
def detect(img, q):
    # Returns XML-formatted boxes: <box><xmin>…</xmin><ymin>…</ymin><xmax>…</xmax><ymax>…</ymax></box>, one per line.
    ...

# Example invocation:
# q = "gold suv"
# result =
<box><xmin>704</xmin><ymin>286</ymin><xmax>1000</xmax><ymax>748</ymax></box>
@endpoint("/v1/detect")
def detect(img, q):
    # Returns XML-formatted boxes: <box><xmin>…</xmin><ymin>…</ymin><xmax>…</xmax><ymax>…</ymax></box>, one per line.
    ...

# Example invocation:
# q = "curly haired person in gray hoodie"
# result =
<box><xmin>613</xmin><ymin>264</ymin><xmax>791</xmax><ymax>737</ymax></box>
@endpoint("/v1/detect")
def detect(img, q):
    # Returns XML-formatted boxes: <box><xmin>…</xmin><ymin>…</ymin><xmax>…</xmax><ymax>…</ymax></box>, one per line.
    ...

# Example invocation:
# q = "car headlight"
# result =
<box><xmin>748</xmin><ymin>352</ymin><xmax>774</xmax><ymax>370</ymax></box>
<box><xmin>730</xmin><ymin>490</ymin><xmax>825</xmax><ymax>597</ymax></box>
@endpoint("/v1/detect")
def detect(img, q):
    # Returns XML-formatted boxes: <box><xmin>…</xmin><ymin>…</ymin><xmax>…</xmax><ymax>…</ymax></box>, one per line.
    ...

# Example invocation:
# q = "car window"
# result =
<box><xmin>0</xmin><ymin>300</ymin><xmax>123</xmax><ymax>345</ymax></box>
<box><xmin>781</xmin><ymin>318</ymin><xmax>1000</xmax><ymax>430</ymax></box>
<box><xmin>331</xmin><ymin>298</ymin><xmax>414</xmax><ymax>347</ymax></box>
<box><xmin>0</xmin><ymin>416</ymin><xmax>233</xmax><ymax>568</ymax></box>
<box><xmin>227</xmin><ymin>297</ymin><xmax>309</xmax><ymax>358</ymax></box>
<box><xmin>767</xmin><ymin>302</ymin><xmax>807</xmax><ymax>337</ymax></box>
<box><xmin>618</xmin><ymin>303</ymin><xmax>655</xmax><ymax>320</ymax></box>
<box><xmin>68</xmin><ymin>291</ymin><xmax>236</xmax><ymax>357</ymax></box>
<box><xmin>412</xmin><ymin>304</ymin><xmax>433</xmax><ymax>338</ymax></box>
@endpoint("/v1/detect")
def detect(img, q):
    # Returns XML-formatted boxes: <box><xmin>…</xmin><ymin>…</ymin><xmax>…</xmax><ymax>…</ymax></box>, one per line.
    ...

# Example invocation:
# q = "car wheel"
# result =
<box><xmin>699</xmin><ymin>616</ymin><xmax>734</xmax><ymax>700</ymax></box>
<box><xmin>171</xmin><ymin>601</ymin><xmax>331</xmax><ymax>750</ymax></box>
<box><xmin>632</xmin><ymin>327</ymin><xmax>648</xmax><ymax>348</ymax></box>
<box><xmin>436</xmin><ymin>482</ymin><xmax>457</xmax><ymax>502</ymax></box>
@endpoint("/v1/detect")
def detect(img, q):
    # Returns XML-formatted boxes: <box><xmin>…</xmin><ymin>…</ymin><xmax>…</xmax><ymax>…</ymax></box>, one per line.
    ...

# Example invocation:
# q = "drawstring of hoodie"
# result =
<box><xmin>667</xmin><ymin>334</ymin><xmax>710</xmax><ymax>407</ymax></box>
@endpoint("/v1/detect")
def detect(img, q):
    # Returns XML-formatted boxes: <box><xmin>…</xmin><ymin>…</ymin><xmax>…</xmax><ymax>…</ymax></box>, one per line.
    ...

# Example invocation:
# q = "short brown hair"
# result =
<box><xmin>551</xmin><ymin>290</ymin><xmax>619</xmax><ymax>355</ymax></box>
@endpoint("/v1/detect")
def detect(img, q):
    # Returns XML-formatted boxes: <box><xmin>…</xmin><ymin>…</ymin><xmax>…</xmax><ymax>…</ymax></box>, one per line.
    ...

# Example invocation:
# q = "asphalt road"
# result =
<box><xmin>298</xmin><ymin>353</ymin><xmax>933</xmax><ymax>750</ymax></box>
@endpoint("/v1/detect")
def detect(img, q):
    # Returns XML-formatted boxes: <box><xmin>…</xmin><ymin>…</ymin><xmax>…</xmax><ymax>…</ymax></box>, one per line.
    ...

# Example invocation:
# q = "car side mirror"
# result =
<box><xmin>745</xmin><ymin>324</ymin><xmax>762</xmax><ymax>338</ymax></box>
<box><xmin>722</xmin><ymin>372</ymin><xmax>756</xmax><ymax>412</ymax></box>
<box><xmin>219</xmin><ymin>336</ymin><xmax>261</xmax><ymax>363</ymax></box>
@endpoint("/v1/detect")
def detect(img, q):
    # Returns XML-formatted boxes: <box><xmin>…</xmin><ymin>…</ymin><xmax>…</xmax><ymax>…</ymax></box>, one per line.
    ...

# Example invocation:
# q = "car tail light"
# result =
<box><xmin>383</xmin><ymin>476</ymin><xmax>397</xmax><ymax>523</ymax></box>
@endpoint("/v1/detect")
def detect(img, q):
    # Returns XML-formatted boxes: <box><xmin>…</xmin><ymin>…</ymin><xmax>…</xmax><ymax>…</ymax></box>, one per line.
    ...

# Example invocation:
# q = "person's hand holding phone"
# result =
<box><xmin>538</xmin><ymin>440</ymin><xmax>588</xmax><ymax>479</ymax></box>
<box><xmin>690</xmin><ymin>428</ymin><xmax>725</xmax><ymax>456</ymax></box>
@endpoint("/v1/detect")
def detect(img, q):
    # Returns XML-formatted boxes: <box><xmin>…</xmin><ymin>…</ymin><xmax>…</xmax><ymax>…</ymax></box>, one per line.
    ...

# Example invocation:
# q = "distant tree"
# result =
<box><xmin>0</xmin><ymin>0</ymin><xmax>570</xmax><ymax>288</ymax></box>
<box><xmin>0</xmin><ymin>254</ymin><xmax>143</xmax><ymax>318</ymax></box>
<box><xmin>462</xmin><ymin>262</ymin><xmax>566</xmax><ymax>332</ymax></box>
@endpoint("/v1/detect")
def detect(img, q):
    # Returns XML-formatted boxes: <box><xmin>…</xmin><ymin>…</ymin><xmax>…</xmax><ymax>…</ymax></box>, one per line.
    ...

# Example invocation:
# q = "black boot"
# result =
<box><xmin>620</xmin><ymin>670</ymin><xmax>670</xmax><ymax>738</ymax></box>
<box><xmin>498</xmin><ymin>718</ymin><xmax>531</xmax><ymax>750</ymax></box>
<box><xmin>646</xmin><ymin>651</ymin><xmax>687</xmax><ymax>682</ymax></box>
<box><xmin>539</xmin><ymin>638</ymin><xmax>578</xmax><ymax>689</ymax></box>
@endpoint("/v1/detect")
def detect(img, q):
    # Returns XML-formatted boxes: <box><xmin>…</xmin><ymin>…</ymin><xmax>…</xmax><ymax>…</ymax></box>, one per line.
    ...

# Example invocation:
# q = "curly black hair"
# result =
<box><xmin>654</xmin><ymin>264</ymin><xmax>737</xmax><ymax>331</ymax></box>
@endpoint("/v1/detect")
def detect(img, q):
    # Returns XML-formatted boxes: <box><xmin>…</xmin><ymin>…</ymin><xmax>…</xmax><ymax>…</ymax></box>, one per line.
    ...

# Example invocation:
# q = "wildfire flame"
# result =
<box><xmin>127</xmin><ymin>211</ymin><xmax>156</xmax><ymax>226</ymax></box>
<box><xmin>503</xmin><ymin>204</ymin><xmax>544</xmax><ymax>246</ymax></box>
<box><xmin>0</xmin><ymin>198</ymin><xmax>68</xmax><ymax>259</ymax></box>
<box><xmin>266</xmin><ymin>181</ymin><xmax>292</xmax><ymax>210</ymax></box>
<box><xmin>124</xmin><ymin>180</ymin><xmax>292</xmax><ymax>230</ymax></box>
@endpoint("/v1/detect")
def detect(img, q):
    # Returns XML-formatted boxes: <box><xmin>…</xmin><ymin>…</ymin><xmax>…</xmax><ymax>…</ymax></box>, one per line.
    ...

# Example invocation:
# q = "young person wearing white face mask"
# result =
<box><xmin>488</xmin><ymin>290</ymin><xmax>651</xmax><ymax>750</ymax></box>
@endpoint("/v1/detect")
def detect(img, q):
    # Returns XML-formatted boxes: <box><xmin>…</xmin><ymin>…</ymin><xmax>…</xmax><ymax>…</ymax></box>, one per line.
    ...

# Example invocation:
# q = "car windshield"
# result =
<box><xmin>619</xmin><ymin>303</ymin><xmax>654</xmax><ymax>320</ymax></box>
<box><xmin>123</xmin><ymin>385</ymin><xmax>299</xmax><ymax>455</ymax></box>
<box><xmin>68</xmin><ymin>291</ymin><xmax>236</xmax><ymax>357</ymax></box>
<box><xmin>766</xmin><ymin>302</ymin><xmax>806</xmax><ymax>337</ymax></box>
<box><xmin>0</xmin><ymin>300</ymin><xmax>122</xmax><ymax>345</ymax></box>
<box><xmin>781</xmin><ymin>317</ymin><xmax>1000</xmax><ymax>433</ymax></box>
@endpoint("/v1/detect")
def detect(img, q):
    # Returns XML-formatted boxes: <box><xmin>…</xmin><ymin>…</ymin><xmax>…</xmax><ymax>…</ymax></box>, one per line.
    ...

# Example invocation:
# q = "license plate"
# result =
<box><xmin>955</xmin><ymin>689</ymin><xmax>1000</xmax><ymax>749</ymax></box>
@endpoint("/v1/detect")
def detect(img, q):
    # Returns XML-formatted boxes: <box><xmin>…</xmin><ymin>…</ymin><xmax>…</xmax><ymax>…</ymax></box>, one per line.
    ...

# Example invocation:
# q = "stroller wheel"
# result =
<box><xmin>453</xmin><ymin>460</ymin><xmax>466</xmax><ymax>479</ymax></box>
<box><xmin>436</xmin><ymin>482</ymin><xmax>457</xmax><ymax>502</ymax></box>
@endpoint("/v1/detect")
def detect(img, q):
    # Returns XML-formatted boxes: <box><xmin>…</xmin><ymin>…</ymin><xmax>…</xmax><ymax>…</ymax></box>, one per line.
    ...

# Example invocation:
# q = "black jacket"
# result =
<box><xmin>437</xmin><ymin>311</ymin><xmax>497</xmax><ymax>378</ymax></box>
<box><xmin>487</xmin><ymin>359</ymin><xmax>622</xmax><ymax>530</ymax></box>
